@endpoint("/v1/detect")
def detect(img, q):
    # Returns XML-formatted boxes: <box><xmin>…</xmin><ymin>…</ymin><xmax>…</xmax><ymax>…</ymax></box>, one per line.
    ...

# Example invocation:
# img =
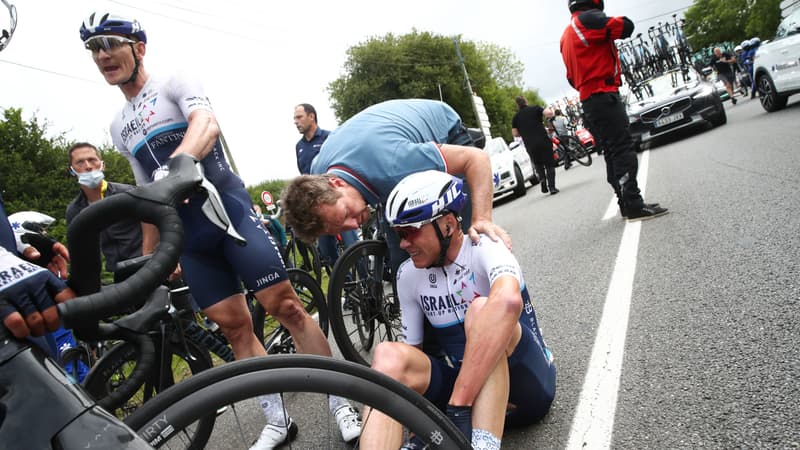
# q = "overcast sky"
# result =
<box><xmin>1</xmin><ymin>0</ymin><xmax>694</xmax><ymax>185</ymax></box>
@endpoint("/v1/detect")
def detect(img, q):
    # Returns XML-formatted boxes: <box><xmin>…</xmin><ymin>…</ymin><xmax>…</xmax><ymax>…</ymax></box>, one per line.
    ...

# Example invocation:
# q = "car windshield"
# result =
<box><xmin>485</xmin><ymin>137</ymin><xmax>508</xmax><ymax>156</ymax></box>
<box><xmin>626</xmin><ymin>70</ymin><xmax>702</xmax><ymax>108</ymax></box>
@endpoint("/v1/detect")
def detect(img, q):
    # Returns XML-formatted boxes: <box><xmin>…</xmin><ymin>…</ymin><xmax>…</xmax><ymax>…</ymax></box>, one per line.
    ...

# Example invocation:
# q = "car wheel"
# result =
<box><xmin>513</xmin><ymin>164</ymin><xmax>527</xmax><ymax>198</ymax></box>
<box><xmin>758</xmin><ymin>74</ymin><xmax>788</xmax><ymax>112</ymax></box>
<box><xmin>710</xmin><ymin>102</ymin><xmax>727</xmax><ymax>126</ymax></box>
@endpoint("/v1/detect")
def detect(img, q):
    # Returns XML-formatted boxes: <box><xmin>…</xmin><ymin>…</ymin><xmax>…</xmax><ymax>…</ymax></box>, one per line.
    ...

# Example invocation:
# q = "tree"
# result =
<box><xmin>1</xmin><ymin>107</ymin><xmax>135</xmax><ymax>244</ymax></box>
<box><xmin>684</xmin><ymin>0</ymin><xmax>780</xmax><ymax>50</ymax></box>
<box><xmin>746</xmin><ymin>0</ymin><xmax>782</xmax><ymax>40</ymax></box>
<box><xmin>327</xmin><ymin>31</ymin><xmax>529</xmax><ymax>142</ymax></box>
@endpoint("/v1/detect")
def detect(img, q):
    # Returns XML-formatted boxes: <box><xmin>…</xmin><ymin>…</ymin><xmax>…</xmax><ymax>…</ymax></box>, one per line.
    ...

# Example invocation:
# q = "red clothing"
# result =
<box><xmin>560</xmin><ymin>9</ymin><xmax>634</xmax><ymax>101</ymax></box>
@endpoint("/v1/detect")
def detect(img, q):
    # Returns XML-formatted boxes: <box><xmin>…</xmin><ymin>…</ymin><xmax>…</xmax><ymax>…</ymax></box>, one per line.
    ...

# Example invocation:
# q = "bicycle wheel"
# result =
<box><xmin>328</xmin><ymin>240</ymin><xmax>402</xmax><ymax>366</ymax></box>
<box><xmin>284</xmin><ymin>234</ymin><xmax>323</xmax><ymax>281</ymax></box>
<box><xmin>568</xmin><ymin>140</ymin><xmax>592</xmax><ymax>166</ymax></box>
<box><xmin>83</xmin><ymin>337</ymin><xmax>215</xmax><ymax>449</ymax></box>
<box><xmin>125</xmin><ymin>355</ymin><xmax>471</xmax><ymax>449</ymax></box>
<box><xmin>252</xmin><ymin>268</ymin><xmax>329</xmax><ymax>354</ymax></box>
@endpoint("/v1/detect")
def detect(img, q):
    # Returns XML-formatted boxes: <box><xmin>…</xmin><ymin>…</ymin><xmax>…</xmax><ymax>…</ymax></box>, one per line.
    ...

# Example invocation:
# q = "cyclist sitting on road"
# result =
<box><xmin>359</xmin><ymin>171</ymin><xmax>556</xmax><ymax>450</ymax></box>
<box><xmin>281</xmin><ymin>98</ymin><xmax>511</xmax><ymax>273</ymax></box>
<box><xmin>78</xmin><ymin>12</ymin><xmax>360</xmax><ymax>448</ymax></box>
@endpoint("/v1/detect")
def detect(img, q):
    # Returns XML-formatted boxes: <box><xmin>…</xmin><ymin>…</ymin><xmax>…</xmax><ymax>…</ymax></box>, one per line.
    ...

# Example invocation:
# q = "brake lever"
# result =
<box><xmin>194</xmin><ymin>162</ymin><xmax>247</xmax><ymax>246</ymax></box>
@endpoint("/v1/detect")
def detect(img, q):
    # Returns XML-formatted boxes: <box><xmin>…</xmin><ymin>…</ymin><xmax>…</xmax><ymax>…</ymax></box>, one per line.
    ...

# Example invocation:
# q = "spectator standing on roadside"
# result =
<box><xmin>512</xmin><ymin>96</ymin><xmax>558</xmax><ymax>194</ymax></box>
<box><xmin>293</xmin><ymin>103</ymin><xmax>359</xmax><ymax>268</ymax></box>
<box><xmin>65</xmin><ymin>142</ymin><xmax>147</xmax><ymax>278</ymax></box>
<box><xmin>711</xmin><ymin>47</ymin><xmax>738</xmax><ymax>105</ymax></box>
<box><xmin>560</xmin><ymin>0</ymin><xmax>668</xmax><ymax>221</ymax></box>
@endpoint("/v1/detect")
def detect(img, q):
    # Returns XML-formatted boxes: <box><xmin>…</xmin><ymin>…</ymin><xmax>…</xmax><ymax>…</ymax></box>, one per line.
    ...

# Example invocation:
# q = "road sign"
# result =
<box><xmin>260</xmin><ymin>190</ymin><xmax>274</xmax><ymax>206</ymax></box>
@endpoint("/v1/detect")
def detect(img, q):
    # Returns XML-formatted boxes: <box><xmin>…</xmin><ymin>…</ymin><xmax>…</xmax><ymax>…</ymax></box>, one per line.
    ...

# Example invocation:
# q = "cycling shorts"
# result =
<box><xmin>178</xmin><ymin>187</ymin><xmax>288</xmax><ymax>309</ymax></box>
<box><xmin>423</xmin><ymin>324</ymin><xmax>557</xmax><ymax>427</ymax></box>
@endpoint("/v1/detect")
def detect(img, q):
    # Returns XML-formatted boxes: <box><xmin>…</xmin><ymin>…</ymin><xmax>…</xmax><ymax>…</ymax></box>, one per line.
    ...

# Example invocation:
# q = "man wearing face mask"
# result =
<box><xmin>65</xmin><ymin>142</ymin><xmax>145</xmax><ymax>276</ymax></box>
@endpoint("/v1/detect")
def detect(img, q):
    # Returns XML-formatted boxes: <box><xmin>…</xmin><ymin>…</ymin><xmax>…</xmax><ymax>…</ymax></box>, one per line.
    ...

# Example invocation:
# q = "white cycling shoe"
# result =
<box><xmin>334</xmin><ymin>405</ymin><xmax>362</xmax><ymax>442</ymax></box>
<box><xmin>249</xmin><ymin>418</ymin><xmax>298</xmax><ymax>450</ymax></box>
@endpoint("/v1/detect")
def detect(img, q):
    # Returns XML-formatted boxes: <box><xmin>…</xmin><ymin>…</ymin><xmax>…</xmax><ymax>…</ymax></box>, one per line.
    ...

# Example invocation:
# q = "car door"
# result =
<box><xmin>770</xmin><ymin>10</ymin><xmax>800</xmax><ymax>91</ymax></box>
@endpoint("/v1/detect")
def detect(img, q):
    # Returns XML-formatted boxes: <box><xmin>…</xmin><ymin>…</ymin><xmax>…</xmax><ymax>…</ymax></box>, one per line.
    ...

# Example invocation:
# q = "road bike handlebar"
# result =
<box><xmin>59</xmin><ymin>153</ymin><xmax>241</xmax><ymax>330</ymax></box>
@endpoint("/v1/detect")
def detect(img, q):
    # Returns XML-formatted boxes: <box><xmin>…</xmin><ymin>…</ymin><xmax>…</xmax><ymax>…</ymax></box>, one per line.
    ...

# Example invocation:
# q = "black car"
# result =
<box><xmin>626</xmin><ymin>69</ymin><xmax>727</xmax><ymax>151</ymax></box>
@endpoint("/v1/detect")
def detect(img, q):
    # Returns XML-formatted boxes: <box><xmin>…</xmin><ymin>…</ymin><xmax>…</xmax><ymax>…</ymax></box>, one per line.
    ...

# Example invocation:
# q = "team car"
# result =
<box><xmin>753</xmin><ymin>8</ymin><xmax>800</xmax><ymax>112</ymax></box>
<box><xmin>485</xmin><ymin>136</ymin><xmax>536</xmax><ymax>200</ymax></box>
<box><xmin>626</xmin><ymin>69</ymin><xmax>727</xmax><ymax>151</ymax></box>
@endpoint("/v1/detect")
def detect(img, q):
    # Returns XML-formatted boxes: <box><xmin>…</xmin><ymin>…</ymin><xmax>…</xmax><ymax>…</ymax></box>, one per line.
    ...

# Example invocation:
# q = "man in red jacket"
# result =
<box><xmin>560</xmin><ymin>0</ymin><xmax>667</xmax><ymax>221</ymax></box>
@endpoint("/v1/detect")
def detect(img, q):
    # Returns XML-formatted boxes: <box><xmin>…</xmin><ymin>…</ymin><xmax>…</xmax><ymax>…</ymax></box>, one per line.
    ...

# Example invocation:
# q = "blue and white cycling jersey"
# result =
<box><xmin>396</xmin><ymin>234</ymin><xmax>549</xmax><ymax>365</ymax></box>
<box><xmin>110</xmin><ymin>73</ymin><xmax>288</xmax><ymax>307</ymax></box>
<box><xmin>111</xmin><ymin>73</ymin><xmax>243</xmax><ymax>192</ymax></box>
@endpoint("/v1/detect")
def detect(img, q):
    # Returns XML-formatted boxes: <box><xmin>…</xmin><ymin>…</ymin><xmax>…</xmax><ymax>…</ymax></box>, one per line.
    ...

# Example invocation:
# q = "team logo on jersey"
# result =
<box><xmin>428</xmin><ymin>274</ymin><xmax>436</xmax><ymax>284</ymax></box>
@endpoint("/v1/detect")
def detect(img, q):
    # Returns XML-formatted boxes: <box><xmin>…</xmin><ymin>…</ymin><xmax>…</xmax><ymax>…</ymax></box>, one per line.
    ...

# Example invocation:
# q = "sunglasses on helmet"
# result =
<box><xmin>84</xmin><ymin>35</ymin><xmax>135</xmax><ymax>52</ymax></box>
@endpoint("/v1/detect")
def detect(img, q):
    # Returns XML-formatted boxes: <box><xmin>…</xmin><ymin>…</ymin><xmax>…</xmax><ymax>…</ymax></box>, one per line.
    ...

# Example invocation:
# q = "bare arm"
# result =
<box><xmin>141</xmin><ymin>223</ymin><xmax>159</xmax><ymax>255</ymax></box>
<box><xmin>449</xmin><ymin>275</ymin><xmax>523</xmax><ymax>406</ymax></box>
<box><xmin>440</xmin><ymin>144</ymin><xmax>512</xmax><ymax>249</ymax></box>
<box><xmin>169</xmin><ymin>109</ymin><xmax>221</xmax><ymax>160</ymax></box>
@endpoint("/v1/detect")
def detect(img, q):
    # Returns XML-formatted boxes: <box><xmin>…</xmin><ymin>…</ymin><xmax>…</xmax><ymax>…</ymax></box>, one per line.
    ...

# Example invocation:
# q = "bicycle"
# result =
<box><xmin>552</xmin><ymin>130</ymin><xmax>592</xmax><ymax>169</ymax></box>
<box><xmin>327</xmin><ymin>207</ymin><xmax>403</xmax><ymax>366</ymax></box>
<box><xmin>80</xmin><ymin>254</ymin><xmax>328</xmax><ymax>418</ymax></box>
<box><xmin>1</xmin><ymin>154</ymin><xmax>470</xmax><ymax>449</ymax></box>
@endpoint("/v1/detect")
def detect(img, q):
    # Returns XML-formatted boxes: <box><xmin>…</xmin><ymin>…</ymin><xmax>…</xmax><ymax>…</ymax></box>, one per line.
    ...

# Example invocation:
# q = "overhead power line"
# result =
<box><xmin>0</xmin><ymin>59</ymin><xmax>103</xmax><ymax>85</ymax></box>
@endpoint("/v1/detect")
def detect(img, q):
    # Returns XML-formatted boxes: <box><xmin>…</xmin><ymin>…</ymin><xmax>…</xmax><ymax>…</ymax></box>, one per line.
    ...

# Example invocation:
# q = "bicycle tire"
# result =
<box><xmin>284</xmin><ymin>234</ymin><xmax>323</xmax><ymax>281</ymax></box>
<box><xmin>328</xmin><ymin>240</ymin><xmax>401</xmax><ymax>366</ymax></box>
<box><xmin>83</xmin><ymin>338</ymin><xmax>215</xmax><ymax>449</ymax></box>
<box><xmin>568</xmin><ymin>141</ymin><xmax>592</xmax><ymax>166</ymax></box>
<box><xmin>252</xmin><ymin>268</ymin><xmax>329</xmax><ymax>354</ymax></box>
<box><xmin>125</xmin><ymin>355</ymin><xmax>471</xmax><ymax>449</ymax></box>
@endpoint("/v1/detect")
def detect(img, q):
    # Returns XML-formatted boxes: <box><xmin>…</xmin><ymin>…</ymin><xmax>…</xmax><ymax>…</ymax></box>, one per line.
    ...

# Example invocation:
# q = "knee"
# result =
<box><xmin>259</xmin><ymin>282</ymin><xmax>307</xmax><ymax>326</ymax></box>
<box><xmin>217</xmin><ymin>315</ymin><xmax>255</xmax><ymax>346</ymax></box>
<box><xmin>372</xmin><ymin>342</ymin><xmax>413</xmax><ymax>382</ymax></box>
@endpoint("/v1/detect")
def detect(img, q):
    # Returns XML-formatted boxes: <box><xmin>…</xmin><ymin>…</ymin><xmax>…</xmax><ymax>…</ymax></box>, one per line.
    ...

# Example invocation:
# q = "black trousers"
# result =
<box><xmin>581</xmin><ymin>92</ymin><xmax>643</xmax><ymax>209</ymax></box>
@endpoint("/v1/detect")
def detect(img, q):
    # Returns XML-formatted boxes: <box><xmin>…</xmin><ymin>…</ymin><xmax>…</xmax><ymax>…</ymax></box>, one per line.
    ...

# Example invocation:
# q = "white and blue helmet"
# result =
<box><xmin>80</xmin><ymin>12</ymin><xmax>146</xmax><ymax>43</ymax></box>
<box><xmin>386</xmin><ymin>171</ymin><xmax>467</xmax><ymax>228</ymax></box>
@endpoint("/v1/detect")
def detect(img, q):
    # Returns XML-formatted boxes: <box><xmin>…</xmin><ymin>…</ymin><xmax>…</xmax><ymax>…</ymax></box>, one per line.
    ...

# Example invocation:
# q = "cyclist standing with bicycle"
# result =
<box><xmin>294</xmin><ymin>103</ymin><xmax>359</xmax><ymax>269</ymax></box>
<box><xmin>78</xmin><ymin>12</ymin><xmax>360</xmax><ymax>448</ymax></box>
<box><xmin>360</xmin><ymin>171</ymin><xmax>556</xmax><ymax>449</ymax></box>
<box><xmin>282</xmin><ymin>98</ymin><xmax>511</xmax><ymax>273</ymax></box>
<box><xmin>560</xmin><ymin>0</ymin><xmax>668</xmax><ymax>221</ymax></box>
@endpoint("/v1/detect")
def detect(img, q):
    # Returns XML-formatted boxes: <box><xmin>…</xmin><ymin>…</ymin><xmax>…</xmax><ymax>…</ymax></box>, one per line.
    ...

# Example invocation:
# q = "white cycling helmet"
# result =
<box><xmin>386</xmin><ymin>171</ymin><xmax>467</xmax><ymax>267</ymax></box>
<box><xmin>7</xmin><ymin>211</ymin><xmax>55</xmax><ymax>254</ymax></box>
<box><xmin>386</xmin><ymin>171</ymin><xmax>466</xmax><ymax>228</ymax></box>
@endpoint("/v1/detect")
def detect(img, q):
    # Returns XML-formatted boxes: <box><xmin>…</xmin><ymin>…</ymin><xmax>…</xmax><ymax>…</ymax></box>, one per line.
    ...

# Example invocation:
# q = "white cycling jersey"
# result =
<box><xmin>110</xmin><ymin>73</ymin><xmax>242</xmax><ymax>192</ymax></box>
<box><xmin>397</xmin><ymin>234</ymin><xmax>538</xmax><ymax>361</ymax></box>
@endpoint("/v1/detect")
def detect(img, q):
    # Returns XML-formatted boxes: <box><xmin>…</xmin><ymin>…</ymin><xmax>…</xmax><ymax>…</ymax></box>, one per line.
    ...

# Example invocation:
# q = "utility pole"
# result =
<box><xmin>453</xmin><ymin>38</ymin><xmax>482</xmax><ymax>131</ymax></box>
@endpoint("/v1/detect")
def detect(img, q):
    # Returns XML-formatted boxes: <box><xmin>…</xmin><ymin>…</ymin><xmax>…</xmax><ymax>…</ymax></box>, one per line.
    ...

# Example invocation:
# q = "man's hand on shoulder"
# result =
<box><xmin>468</xmin><ymin>219</ymin><xmax>512</xmax><ymax>251</ymax></box>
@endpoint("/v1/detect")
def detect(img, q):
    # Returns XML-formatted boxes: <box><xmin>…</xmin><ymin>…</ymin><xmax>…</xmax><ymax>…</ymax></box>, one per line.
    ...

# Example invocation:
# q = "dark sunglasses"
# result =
<box><xmin>393</xmin><ymin>225</ymin><xmax>424</xmax><ymax>241</ymax></box>
<box><xmin>84</xmin><ymin>35</ymin><xmax>135</xmax><ymax>53</ymax></box>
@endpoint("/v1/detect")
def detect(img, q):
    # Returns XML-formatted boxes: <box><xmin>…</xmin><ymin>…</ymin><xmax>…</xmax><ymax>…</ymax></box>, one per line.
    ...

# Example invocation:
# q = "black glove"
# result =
<box><xmin>20</xmin><ymin>232</ymin><xmax>57</xmax><ymax>268</ymax></box>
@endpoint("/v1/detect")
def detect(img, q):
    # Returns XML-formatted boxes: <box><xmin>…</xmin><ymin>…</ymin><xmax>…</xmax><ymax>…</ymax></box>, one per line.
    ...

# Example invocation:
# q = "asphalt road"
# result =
<box><xmin>499</xmin><ymin>95</ymin><xmax>800</xmax><ymax>449</ymax></box>
<box><xmin>196</xmin><ymin>95</ymin><xmax>799</xmax><ymax>449</ymax></box>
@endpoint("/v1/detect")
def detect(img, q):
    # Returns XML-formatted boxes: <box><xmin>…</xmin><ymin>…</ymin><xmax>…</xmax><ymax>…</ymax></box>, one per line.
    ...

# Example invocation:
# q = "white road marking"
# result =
<box><xmin>568</xmin><ymin>151</ymin><xmax>650</xmax><ymax>449</ymax></box>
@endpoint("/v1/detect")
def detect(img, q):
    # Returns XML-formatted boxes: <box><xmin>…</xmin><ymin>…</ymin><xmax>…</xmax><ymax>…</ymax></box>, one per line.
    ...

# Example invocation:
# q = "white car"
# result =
<box><xmin>753</xmin><ymin>8</ymin><xmax>800</xmax><ymax>111</ymax></box>
<box><xmin>484</xmin><ymin>136</ymin><xmax>536</xmax><ymax>200</ymax></box>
